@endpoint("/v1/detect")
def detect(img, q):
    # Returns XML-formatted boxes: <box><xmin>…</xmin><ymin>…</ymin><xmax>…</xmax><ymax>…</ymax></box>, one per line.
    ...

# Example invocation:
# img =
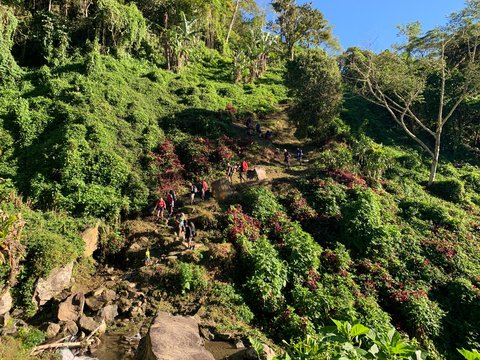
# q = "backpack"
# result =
<box><xmin>242</xmin><ymin>161</ymin><xmax>248</xmax><ymax>172</ymax></box>
<box><xmin>202</xmin><ymin>181</ymin><xmax>209</xmax><ymax>191</ymax></box>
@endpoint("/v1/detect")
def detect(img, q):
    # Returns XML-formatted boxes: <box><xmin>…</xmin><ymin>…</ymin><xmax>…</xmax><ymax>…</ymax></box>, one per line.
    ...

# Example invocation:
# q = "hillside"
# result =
<box><xmin>1</xmin><ymin>1</ymin><xmax>480</xmax><ymax>360</ymax></box>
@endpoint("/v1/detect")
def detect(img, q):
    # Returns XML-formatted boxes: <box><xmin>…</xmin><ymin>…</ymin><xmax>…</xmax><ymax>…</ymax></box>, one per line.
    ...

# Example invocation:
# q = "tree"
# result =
<box><xmin>343</xmin><ymin>2</ymin><xmax>480</xmax><ymax>185</ymax></box>
<box><xmin>270</xmin><ymin>0</ymin><xmax>333</xmax><ymax>60</ymax></box>
<box><xmin>286</xmin><ymin>49</ymin><xmax>343</xmax><ymax>140</ymax></box>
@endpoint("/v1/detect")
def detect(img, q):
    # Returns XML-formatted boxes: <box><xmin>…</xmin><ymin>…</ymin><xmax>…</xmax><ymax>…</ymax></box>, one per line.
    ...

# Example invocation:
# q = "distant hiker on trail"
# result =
<box><xmin>284</xmin><ymin>149</ymin><xmax>291</xmax><ymax>169</ymax></box>
<box><xmin>154</xmin><ymin>197</ymin><xmax>167</xmax><ymax>220</ymax></box>
<box><xmin>145</xmin><ymin>248</ymin><xmax>151</xmax><ymax>266</ymax></box>
<box><xmin>201</xmin><ymin>180</ymin><xmax>209</xmax><ymax>200</ymax></box>
<box><xmin>239</xmin><ymin>159</ymin><xmax>248</xmax><ymax>183</ymax></box>
<box><xmin>226</xmin><ymin>162</ymin><xmax>236</xmax><ymax>184</ymax></box>
<box><xmin>255</xmin><ymin>123</ymin><xmax>261</xmax><ymax>136</ymax></box>
<box><xmin>167</xmin><ymin>190</ymin><xmax>175</xmax><ymax>216</ymax></box>
<box><xmin>265</xmin><ymin>130</ymin><xmax>273</xmax><ymax>142</ymax></box>
<box><xmin>190</xmin><ymin>183</ymin><xmax>198</xmax><ymax>204</ymax></box>
<box><xmin>185</xmin><ymin>220</ymin><xmax>196</xmax><ymax>250</ymax></box>
<box><xmin>177</xmin><ymin>212</ymin><xmax>186</xmax><ymax>240</ymax></box>
<box><xmin>296</xmin><ymin>147</ymin><xmax>303</xmax><ymax>163</ymax></box>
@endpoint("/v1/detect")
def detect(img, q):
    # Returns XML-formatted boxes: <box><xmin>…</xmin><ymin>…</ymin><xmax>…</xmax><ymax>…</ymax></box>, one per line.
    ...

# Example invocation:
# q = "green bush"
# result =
<box><xmin>401</xmin><ymin>296</ymin><xmax>445</xmax><ymax>339</ymax></box>
<box><xmin>340</xmin><ymin>189</ymin><xmax>393</xmax><ymax>255</ymax></box>
<box><xmin>399</xmin><ymin>199</ymin><xmax>460</xmax><ymax>229</ymax></box>
<box><xmin>241</xmin><ymin>187</ymin><xmax>284</xmax><ymax>222</ymax></box>
<box><xmin>428</xmin><ymin>179</ymin><xmax>466</xmax><ymax>203</ymax></box>
<box><xmin>463</xmin><ymin>172</ymin><xmax>480</xmax><ymax>193</ymax></box>
<box><xmin>176</xmin><ymin>262</ymin><xmax>208</xmax><ymax>294</ymax></box>
<box><xmin>310</xmin><ymin>180</ymin><xmax>347</xmax><ymax>218</ymax></box>
<box><xmin>238</xmin><ymin>236</ymin><xmax>287</xmax><ymax>313</ymax></box>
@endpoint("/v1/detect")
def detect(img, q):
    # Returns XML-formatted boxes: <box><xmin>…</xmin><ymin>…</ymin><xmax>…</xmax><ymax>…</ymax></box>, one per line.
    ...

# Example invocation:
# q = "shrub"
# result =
<box><xmin>399</xmin><ymin>199</ymin><xmax>460</xmax><ymax>229</ymax></box>
<box><xmin>225</xmin><ymin>205</ymin><xmax>261</xmax><ymax>242</ymax></box>
<box><xmin>310</xmin><ymin>180</ymin><xmax>347</xmax><ymax>218</ymax></box>
<box><xmin>428</xmin><ymin>179</ymin><xmax>466</xmax><ymax>203</ymax></box>
<box><xmin>315</xmin><ymin>142</ymin><xmax>353</xmax><ymax>171</ymax></box>
<box><xmin>176</xmin><ymin>262</ymin><xmax>209</xmax><ymax>294</ymax></box>
<box><xmin>241</xmin><ymin>186</ymin><xmax>284</xmax><ymax>222</ymax></box>
<box><xmin>238</xmin><ymin>236</ymin><xmax>287</xmax><ymax>313</ymax></box>
<box><xmin>400</xmin><ymin>296</ymin><xmax>445</xmax><ymax>340</ymax></box>
<box><xmin>340</xmin><ymin>189</ymin><xmax>393</xmax><ymax>255</ymax></box>
<box><xmin>463</xmin><ymin>172</ymin><xmax>480</xmax><ymax>193</ymax></box>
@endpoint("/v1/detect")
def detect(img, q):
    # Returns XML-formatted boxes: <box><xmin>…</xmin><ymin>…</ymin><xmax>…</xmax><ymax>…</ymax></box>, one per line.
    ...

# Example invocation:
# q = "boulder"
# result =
<box><xmin>46</xmin><ymin>322</ymin><xmax>61</xmax><ymax>338</ymax></box>
<box><xmin>58</xmin><ymin>293</ymin><xmax>85</xmax><ymax>322</ymax></box>
<box><xmin>135</xmin><ymin>311</ymin><xmax>215</xmax><ymax>360</ymax></box>
<box><xmin>0</xmin><ymin>288</ymin><xmax>13</xmax><ymax>315</ymax></box>
<box><xmin>32</xmin><ymin>262</ymin><xmax>74</xmax><ymax>306</ymax></box>
<box><xmin>86</xmin><ymin>288</ymin><xmax>116</xmax><ymax>311</ymax></box>
<box><xmin>98</xmin><ymin>304</ymin><xmax>118</xmax><ymax>323</ymax></box>
<box><xmin>79</xmin><ymin>315</ymin><xmax>106</xmax><ymax>334</ymax></box>
<box><xmin>82</xmin><ymin>222</ymin><xmax>100</xmax><ymax>258</ymax></box>
<box><xmin>62</xmin><ymin>320</ymin><xmax>79</xmax><ymax>336</ymax></box>
<box><xmin>245</xmin><ymin>344</ymin><xmax>276</xmax><ymax>360</ymax></box>
<box><xmin>211</xmin><ymin>179</ymin><xmax>233</xmax><ymax>202</ymax></box>
<box><xmin>253</xmin><ymin>167</ymin><xmax>267</xmax><ymax>181</ymax></box>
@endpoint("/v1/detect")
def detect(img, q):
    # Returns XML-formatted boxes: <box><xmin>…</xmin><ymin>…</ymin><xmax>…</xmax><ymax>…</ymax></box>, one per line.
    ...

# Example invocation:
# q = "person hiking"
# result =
<box><xmin>201</xmin><ymin>180</ymin><xmax>209</xmax><ymax>200</ymax></box>
<box><xmin>239</xmin><ymin>159</ymin><xmax>248</xmax><ymax>183</ymax></box>
<box><xmin>166</xmin><ymin>191</ymin><xmax>175</xmax><ymax>216</ymax></box>
<box><xmin>145</xmin><ymin>248</ymin><xmax>151</xmax><ymax>266</ymax></box>
<box><xmin>154</xmin><ymin>197</ymin><xmax>167</xmax><ymax>220</ymax></box>
<box><xmin>284</xmin><ymin>149</ymin><xmax>291</xmax><ymax>169</ymax></box>
<box><xmin>190</xmin><ymin>183</ymin><xmax>198</xmax><ymax>204</ymax></box>
<box><xmin>226</xmin><ymin>162</ymin><xmax>236</xmax><ymax>184</ymax></box>
<box><xmin>255</xmin><ymin>123</ymin><xmax>261</xmax><ymax>135</ymax></box>
<box><xmin>177</xmin><ymin>212</ymin><xmax>186</xmax><ymax>240</ymax></box>
<box><xmin>296</xmin><ymin>147</ymin><xmax>303</xmax><ymax>163</ymax></box>
<box><xmin>185</xmin><ymin>220</ymin><xmax>196</xmax><ymax>250</ymax></box>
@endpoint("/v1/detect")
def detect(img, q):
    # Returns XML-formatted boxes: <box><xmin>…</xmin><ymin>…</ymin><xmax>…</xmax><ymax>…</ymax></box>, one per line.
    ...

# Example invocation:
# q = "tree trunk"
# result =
<box><xmin>225</xmin><ymin>0</ymin><xmax>241</xmax><ymax>45</ymax></box>
<box><xmin>288</xmin><ymin>44</ymin><xmax>294</xmax><ymax>61</ymax></box>
<box><xmin>428</xmin><ymin>133</ymin><xmax>441</xmax><ymax>185</ymax></box>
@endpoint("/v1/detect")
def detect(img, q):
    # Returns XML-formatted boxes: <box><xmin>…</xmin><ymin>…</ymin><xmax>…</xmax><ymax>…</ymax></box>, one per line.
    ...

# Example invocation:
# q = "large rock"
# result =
<box><xmin>62</xmin><ymin>320</ymin><xmax>79</xmax><ymax>336</ymax></box>
<box><xmin>58</xmin><ymin>293</ymin><xmax>85</xmax><ymax>322</ymax></box>
<box><xmin>82</xmin><ymin>222</ymin><xmax>100</xmax><ymax>258</ymax></box>
<box><xmin>211</xmin><ymin>179</ymin><xmax>233</xmax><ymax>202</ymax></box>
<box><xmin>79</xmin><ymin>315</ymin><xmax>106</xmax><ymax>334</ymax></box>
<box><xmin>245</xmin><ymin>344</ymin><xmax>276</xmax><ymax>360</ymax></box>
<box><xmin>32</xmin><ymin>262</ymin><xmax>74</xmax><ymax>306</ymax></box>
<box><xmin>253</xmin><ymin>167</ymin><xmax>267</xmax><ymax>181</ymax></box>
<box><xmin>98</xmin><ymin>304</ymin><xmax>118</xmax><ymax>323</ymax></box>
<box><xmin>86</xmin><ymin>288</ymin><xmax>117</xmax><ymax>311</ymax></box>
<box><xmin>135</xmin><ymin>312</ymin><xmax>215</xmax><ymax>360</ymax></box>
<box><xmin>46</xmin><ymin>322</ymin><xmax>61</xmax><ymax>338</ymax></box>
<box><xmin>0</xmin><ymin>289</ymin><xmax>13</xmax><ymax>315</ymax></box>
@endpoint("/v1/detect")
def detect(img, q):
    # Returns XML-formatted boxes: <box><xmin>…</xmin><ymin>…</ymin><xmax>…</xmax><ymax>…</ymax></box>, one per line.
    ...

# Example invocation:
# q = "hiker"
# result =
<box><xmin>185</xmin><ymin>220</ymin><xmax>196</xmax><ymax>250</ymax></box>
<box><xmin>167</xmin><ymin>190</ymin><xmax>175</xmax><ymax>217</ymax></box>
<box><xmin>177</xmin><ymin>212</ymin><xmax>186</xmax><ymax>240</ymax></box>
<box><xmin>201</xmin><ymin>180</ymin><xmax>209</xmax><ymax>200</ymax></box>
<box><xmin>296</xmin><ymin>147</ymin><xmax>303</xmax><ymax>163</ymax></box>
<box><xmin>166</xmin><ymin>190</ymin><xmax>176</xmax><ymax>216</ymax></box>
<box><xmin>239</xmin><ymin>159</ymin><xmax>248</xmax><ymax>183</ymax></box>
<box><xmin>265</xmin><ymin>130</ymin><xmax>273</xmax><ymax>142</ymax></box>
<box><xmin>226</xmin><ymin>162</ymin><xmax>236</xmax><ymax>184</ymax></box>
<box><xmin>190</xmin><ymin>182</ymin><xmax>198</xmax><ymax>204</ymax></box>
<box><xmin>145</xmin><ymin>248</ymin><xmax>151</xmax><ymax>266</ymax></box>
<box><xmin>255</xmin><ymin>123</ymin><xmax>261</xmax><ymax>135</ymax></box>
<box><xmin>154</xmin><ymin>197</ymin><xmax>167</xmax><ymax>219</ymax></box>
<box><xmin>284</xmin><ymin>149</ymin><xmax>291</xmax><ymax>169</ymax></box>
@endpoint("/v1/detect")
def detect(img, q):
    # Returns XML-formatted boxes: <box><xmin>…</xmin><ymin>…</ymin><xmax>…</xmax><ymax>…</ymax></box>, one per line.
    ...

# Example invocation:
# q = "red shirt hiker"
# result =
<box><xmin>201</xmin><ymin>180</ymin><xmax>209</xmax><ymax>200</ymax></box>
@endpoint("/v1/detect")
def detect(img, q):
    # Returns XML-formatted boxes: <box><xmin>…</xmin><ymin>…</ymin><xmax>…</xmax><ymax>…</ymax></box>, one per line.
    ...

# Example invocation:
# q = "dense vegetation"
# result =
<box><xmin>0</xmin><ymin>0</ymin><xmax>479</xmax><ymax>359</ymax></box>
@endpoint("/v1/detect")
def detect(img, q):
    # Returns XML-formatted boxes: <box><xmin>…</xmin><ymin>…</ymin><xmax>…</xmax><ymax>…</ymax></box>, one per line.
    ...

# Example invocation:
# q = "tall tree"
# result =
<box><xmin>343</xmin><ymin>2</ymin><xmax>480</xmax><ymax>185</ymax></box>
<box><xmin>286</xmin><ymin>49</ymin><xmax>343</xmax><ymax>140</ymax></box>
<box><xmin>270</xmin><ymin>0</ymin><xmax>333</xmax><ymax>60</ymax></box>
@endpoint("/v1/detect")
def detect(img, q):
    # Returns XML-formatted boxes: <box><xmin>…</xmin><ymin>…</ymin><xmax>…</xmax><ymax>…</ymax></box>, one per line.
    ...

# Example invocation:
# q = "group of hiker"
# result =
<box><xmin>283</xmin><ymin>147</ymin><xmax>304</xmax><ymax>169</ymax></box>
<box><xmin>226</xmin><ymin>159</ymin><xmax>249</xmax><ymax>184</ymax></box>
<box><xmin>245</xmin><ymin>117</ymin><xmax>273</xmax><ymax>141</ymax></box>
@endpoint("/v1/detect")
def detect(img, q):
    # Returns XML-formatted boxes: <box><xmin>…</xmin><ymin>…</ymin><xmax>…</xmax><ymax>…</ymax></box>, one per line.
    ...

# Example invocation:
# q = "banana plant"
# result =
<box><xmin>165</xmin><ymin>12</ymin><xmax>198</xmax><ymax>72</ymax></box>
<box><xmin>458</xmin><ymin>349</ymin><xmax>480</xmax><ymax>360</ymax></box>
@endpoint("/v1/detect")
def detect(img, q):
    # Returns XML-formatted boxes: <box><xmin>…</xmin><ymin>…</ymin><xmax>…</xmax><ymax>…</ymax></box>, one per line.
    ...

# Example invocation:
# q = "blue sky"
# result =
<box><xmin>263</xmin><ymin>0</ymin><xmax>467</xmax><ymax>51</ymax></box>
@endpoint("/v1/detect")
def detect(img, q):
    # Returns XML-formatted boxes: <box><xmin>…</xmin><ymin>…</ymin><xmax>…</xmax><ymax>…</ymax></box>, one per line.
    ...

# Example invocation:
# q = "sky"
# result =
<box><xmin>272</xmin><ymin>0</ymin><xmax>467</xmax><ymax>52</ymax></box>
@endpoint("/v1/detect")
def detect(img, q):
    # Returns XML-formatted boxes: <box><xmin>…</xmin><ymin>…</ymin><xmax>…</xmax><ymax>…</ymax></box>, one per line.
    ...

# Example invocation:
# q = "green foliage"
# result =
<box><xmin>428</xmin><ymin>179</ymin><xmax>466</xmax><ymax>203</ymax></box>
<box><xmin>16</xmin><ymin>327</ymin><xmax>45</xmax><ymax>350</ymax></box>
<box><xmin>176</xmin><ymin>262</ymin><xmax>208</xmax><ymax>294</ymax></box>
<box><xmin>238</xmin><ymin>235</ymin><xmax>287</xmax><ymax>313</ymax></box>
<box><xmin>399</xmin><ymin>199</ymin><xmax>460</xmax><ymax>229</ymax></box>
<box><xmin>286</xmin><ymin>49</ymin><xmax>343</xmax><ymax>140</ymax></box>
<box><xmin>341</xmin><ymin>189</ymin><xmax>395</xmax><ymax>255</ymax></box>
<box><xmin>0</xmin><ymin>5</ymin><xmax>21</xmax><ymax>83</ymax></box>
<box><xmin>241</xmin><ymin>186</ymin><xmax>284</xmax><ymax>222</ymax></box>
<box><xmin>96</xmin><ymin>0</ymin><xmax>147</xmax><ymax>53</ymax></box>
<box><xmin>277</xmin><ymin>319</ymin><xmax>426</xmax><ymax>360</ymax></box>
<box><xmin>458</xmin><ymin>349</ymin><xmax>480</xmax><ymax>360</ymax></box>
<box><xmin>31</xmin><ymin>11</ymin><xmax>69</xmax><ymax>66</ymax></box>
